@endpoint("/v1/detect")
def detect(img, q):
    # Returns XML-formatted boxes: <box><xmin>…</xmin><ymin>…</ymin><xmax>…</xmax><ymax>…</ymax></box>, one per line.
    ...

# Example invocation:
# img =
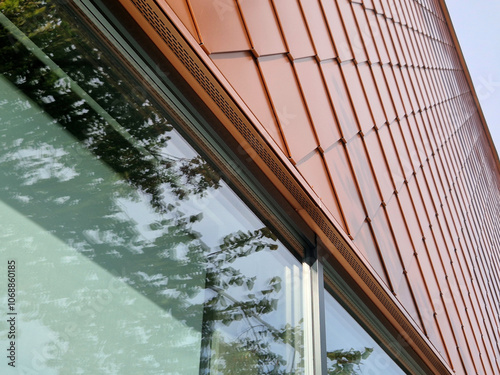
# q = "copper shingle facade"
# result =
<box><xmin>118</xmin><ymin>0</ymin><xmax>500</xmax><ymax>373</ymax></box>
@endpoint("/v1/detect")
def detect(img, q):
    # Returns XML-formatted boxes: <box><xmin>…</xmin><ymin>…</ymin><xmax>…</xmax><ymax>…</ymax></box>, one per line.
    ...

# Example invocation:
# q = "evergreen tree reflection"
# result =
<box><xmin>0</xmin><ymin>1</ymin><xmax>305</xmax><ymax>373</ymax></box>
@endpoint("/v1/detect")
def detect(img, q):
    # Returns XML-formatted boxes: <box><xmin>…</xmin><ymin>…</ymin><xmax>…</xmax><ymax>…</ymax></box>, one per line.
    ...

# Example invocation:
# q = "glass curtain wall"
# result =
<box><xmin>0</xmin><ymin>1</ymin><xmax>303</xmax><ymax>373</ymax></box>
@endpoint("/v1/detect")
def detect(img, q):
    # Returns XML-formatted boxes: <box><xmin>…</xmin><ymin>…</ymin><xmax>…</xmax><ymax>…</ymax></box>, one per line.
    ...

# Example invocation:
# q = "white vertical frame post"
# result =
<box><xmin>303</xmin><ymin>257</ymin><xmax>327</xmax><ymax>374</ymax></box>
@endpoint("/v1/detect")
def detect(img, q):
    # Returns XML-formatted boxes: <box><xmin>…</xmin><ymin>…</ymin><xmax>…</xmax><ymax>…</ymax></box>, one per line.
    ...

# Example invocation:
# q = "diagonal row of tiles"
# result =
<box><xmin>162</xmin><ymin>0</ymin><xmax>500</xmax><ymax>372</ymax></box>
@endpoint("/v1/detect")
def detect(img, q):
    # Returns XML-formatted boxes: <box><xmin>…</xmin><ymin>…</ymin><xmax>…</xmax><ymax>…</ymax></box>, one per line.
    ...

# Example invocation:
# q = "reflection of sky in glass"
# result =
<box><xmin>324</xmin><ymin>291</ymin><xmax>405</xmax><ymax>374</ymax></box>
<box><xmin>0</xmin><ymin>2</ymin><xmax>304</xmax><ymax>372</ymax></box>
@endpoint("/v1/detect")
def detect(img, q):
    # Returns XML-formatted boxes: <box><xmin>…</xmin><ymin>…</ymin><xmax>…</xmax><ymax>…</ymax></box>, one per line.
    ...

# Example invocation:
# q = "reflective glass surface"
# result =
<box><xmin>324</xmin><ymin>289</ymin><xmax>405</xmax><ymax>375</ymax></box>
<box><xmin>0</xmin><ymin>1</ymin><xmax>303</xmax><ymax>374</ymax></box>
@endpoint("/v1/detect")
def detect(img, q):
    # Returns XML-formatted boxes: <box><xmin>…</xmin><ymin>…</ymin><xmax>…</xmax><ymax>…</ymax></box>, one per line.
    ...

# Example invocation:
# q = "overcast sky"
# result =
<box><xmin>445</xmin><ymin>1</ymin><xmax>500</xmax><ymax>154</ymax></box>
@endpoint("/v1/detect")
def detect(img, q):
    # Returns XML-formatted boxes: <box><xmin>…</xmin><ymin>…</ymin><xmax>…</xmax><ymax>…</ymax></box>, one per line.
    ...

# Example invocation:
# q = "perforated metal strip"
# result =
<box><xmin>125</xmin><ymin>0</ymin><xmax>452</xmax><ymax>373</ymax></box>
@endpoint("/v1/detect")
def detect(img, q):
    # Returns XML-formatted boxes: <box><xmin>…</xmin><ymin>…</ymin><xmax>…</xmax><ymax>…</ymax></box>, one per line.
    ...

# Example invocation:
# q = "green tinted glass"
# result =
<box><xmin>0</xmin><ymin>1</ymin><xmax>303</xmax><ymax>373</ymax></box>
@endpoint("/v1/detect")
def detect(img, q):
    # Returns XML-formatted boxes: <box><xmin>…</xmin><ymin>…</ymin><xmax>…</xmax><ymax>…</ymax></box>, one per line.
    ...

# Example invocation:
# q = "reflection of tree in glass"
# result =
<box><xmin>327</xmin><ymin>347</ymin><xmax>373</xmax><ymax>375</ymax></box>
<box><xmin>0</xmin><ymin>0</ymin><xmax>221</xmax><ymax>212</ymax></box>
<box><xmin>0</xmin><ymin>1</ymin><xmax>304</xmax><ymax>373</ymax></box>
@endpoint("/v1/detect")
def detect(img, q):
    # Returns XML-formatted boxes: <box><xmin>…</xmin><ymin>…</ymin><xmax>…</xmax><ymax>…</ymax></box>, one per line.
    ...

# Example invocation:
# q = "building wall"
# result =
<box><xmin>123</xmin><ymin>0</ymin><xmax>500</xmax><ymax>372</ymax></box>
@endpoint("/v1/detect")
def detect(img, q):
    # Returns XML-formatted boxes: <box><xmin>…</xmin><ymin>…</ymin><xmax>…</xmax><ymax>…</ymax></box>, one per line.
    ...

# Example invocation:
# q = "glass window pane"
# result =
<box><xmin>0</xmin><ymin>2</ymin><xmax>303</xmax><ymax>374</ymax></box>
<box><xmin>324</xmin><ymin>289</ymin><xmax>405</xmax><ymax>375</ymax></box>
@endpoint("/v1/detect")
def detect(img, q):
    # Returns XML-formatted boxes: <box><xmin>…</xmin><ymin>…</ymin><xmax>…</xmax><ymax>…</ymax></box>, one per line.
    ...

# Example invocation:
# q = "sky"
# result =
<box><xmin>445</xmin><ymin>1</ymin><xmax>500</xmax><ymax>154</ymax></box>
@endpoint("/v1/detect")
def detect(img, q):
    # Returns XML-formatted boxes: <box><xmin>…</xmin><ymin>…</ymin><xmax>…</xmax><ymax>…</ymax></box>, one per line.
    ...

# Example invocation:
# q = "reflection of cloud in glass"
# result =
<box><xmin>0</xmin><ymin>2</ymin><xmax>304</xmax><ymax>373</ymax></box>
<box><xmin>324</xmin><ymin>291</ymin><xmax>404</xmax><ymax>374</ymax></box>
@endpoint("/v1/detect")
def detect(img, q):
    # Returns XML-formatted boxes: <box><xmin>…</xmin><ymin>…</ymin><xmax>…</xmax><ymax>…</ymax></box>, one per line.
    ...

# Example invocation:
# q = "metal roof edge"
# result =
<box><xmin>438</xmin><ymin>0</ymin><xmax>500</xmax><ymax>180</ymax></box>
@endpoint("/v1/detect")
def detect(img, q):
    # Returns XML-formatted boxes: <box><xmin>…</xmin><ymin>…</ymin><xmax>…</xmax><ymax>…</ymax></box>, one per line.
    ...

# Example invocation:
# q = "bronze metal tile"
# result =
<box><xmin>237</xmin><ymin>0</ymin><xmax>287</xmax><ymax>56</ymax></box>
<box><xmin>364</xmin><ymin>128</ymin><xmax>394</xmax><ymax>204</ymax></box>
<box><xmin>394</xmin><ymin>21</ymin><xmax>412</xmax><ymax>66</ymax></box>
<box><xmin>404</xmin><ymin>255</ymin><xmax>433</xmax><ymax>331</ymax></box>
<box><xmin>372</xmin><ymin>0</ymin><xmax>384</xmax><ymax>15</ymax></box>
<box><xmin>293</xmin><ymin>58</ymin><xmax>341</xmax><ymax>149</ymax></box>
<box><xmin>319</xmin><ymin>0</ymin><xmax>353</xmax><ymax>62</ymax></box>
<box><xmin>371</xmin><ymin>64</ymin><xmax>396</xmax><ymax>124</ymax></box>
<box><xmin>358</xmin><ymin>63</ymin><xmax>386</xmax><ymax>128</ymax></box>
<box><xmin>416</xmin><ymin>110</ymin><xmax>436</xmax><ymax>157</ymax></box>
<box><xmin>407</xmin><ymin>66</ymin><xmax>425</xmax><ymax>110</ymax></box>
<box><xmin>433</xmin><ymin>301</ymin><xmax>463</xmax><ymax>370</ymax></box>
<box><xmin>407</xmin><ymin>114</ymin><xmax>426</xmax><ymax>165</ymax></box>
<box><xmin>416</xmin><ymin>31</ymin><xmax>432</xmax><ymax>68</ymax></box>
<box><xmin>337</xmin><ymin>0</ymin><xmax>367</xmax><ymax>63</ymax></box>
<box><xmin>166</xmin><ymin>0</ymin><xmax>199</xmax><ymax>42</ymax></box>
<box><xmin>386</xmin><ymin>18</ymin><xmax>406</xmax><ymax>65</ymax></box>
<box><xmin>272</xmin><ymin>0</ymin><xmax>316</xmax><ymax>59</ymax></box>
<box><xmin>258</xmin><ymin>54</ymin><xmax>318</xmax><ymax>162</ymax></box>
<box><xmin>295</xmin><ymin>151</ymin><xmax>345</xmax><ymax>230</ymax></box>
<box><xmin>399</xmin><ymin>0</ymin><xmax>413</xmax><ymax>28</ymax></box>
<box><xmin>408</xmin><ymin>178</ymin><xmax>432</xmax><ymax>243</ymax></box>
<box><xmin>370</xmin><ymin>207</ymin><xmax>404</xmax><ymax>286</ymax></box>
<box><xmin>423</xmin><ymin>160</ymin><xmax>443</xmax><ymax>213</ymax></box>
<box><xmin>415</xmin><ymin>172</ymin><xmax>436</xmax><ymax>225</ymax></box>
<box><xmin>387</xmin><ymin>0</ymin><xmax>400</xmax><ymax>23</ymax></box>
<box><xmin>400</xmin><ymin>66</ymin><xmax>419</xmax><ymax>112</ymax></box>
<box><xmin>363</xmin><ymin>0</ymin><xmax>375</xmax><ymax>11</ymax></box>
<box><xmin>403</xmin><ymin>24</ymin><xmax>421</xmax><ymax>67</ymax></box>
<box><xmin>298</xmin><ymin>0</ymin><xmax>337</xmax><ymax>60</ymax></box>
<box><xmin>392</xmin><ymin>65</ymin><xmax>413</xmax><ymax>115</ymax></box>
<box><xmin>424</xmin><ymin>69</ymin><xmax>438</xmax><ymax>107</ymax></box>
<box><xmin>376</xmin><ymin>15</ymin><xmax>398</xmax><ymax>64</ymax></box>
<box><xmin>400</xmin><ymin>117</ymin><xmax>420</xmax><ymax>172</ymax></box>
<box><xmin>385</xmin><ymin>193</ymin><xmax>414</xmax><ymax>270</ymax></box>
<box><xmin>354</xmin><ymin>221</ymin><xmax>390</xmax><ymax>287</ymax></box>
<box><xmin>211</xmin><ymin>51</ymin><xmax>287</xmax><ymax>153</ymax></box>
<box><xmin>390</xmin><ymin>121</ymin><xmax>413</xmax><ymax>181</ymax></box>
<box><xmin>324</xmin><ymin>141</ymin><xmax>367</xmax><ymax>237</ymax></box>
<box><xmin>346</xmin><ymin>134</ymin><xmax>382</xmax><ymax>218</ymax></box>
<box><xmin>396</xmin><ymin>270</ymin><xmax>424</xmax><ymax>330</ymax></box>
<box><xmin>352</xmin><ymin>4</ymin><xmax>379</xmax><ymax>64</ymax></box>
<box><xmin>382</xmin><ymin>64</ymin><xmax>405</xmax><ymax>120</ymax></box>
<box><xmin>341</xmin><ymin>62</ymin><xmax>374</xmax><ymax>135</ymax></box>
<box><xmin>320</xmin><ymin>60</ymin><xmax>360</xmax><ymax>141</ymax></box>
<box><xmin>188</xmin><ymin>0</ymin><xmax>251</xmax><ymax>53</ymax></box>
<box><xmin>365</xmin><ymin>10</ymin><xmax>390</xmax><ymax>64</ymax></box>
<box><xmin>415</xmin><ymin>67</ymin><xmax>432</xmax><ymax>109</ymax></box>
<box><xmin>378</xmin><ymin>123</ymin><xmax>405</xmax><ymax>191</ymax></box>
